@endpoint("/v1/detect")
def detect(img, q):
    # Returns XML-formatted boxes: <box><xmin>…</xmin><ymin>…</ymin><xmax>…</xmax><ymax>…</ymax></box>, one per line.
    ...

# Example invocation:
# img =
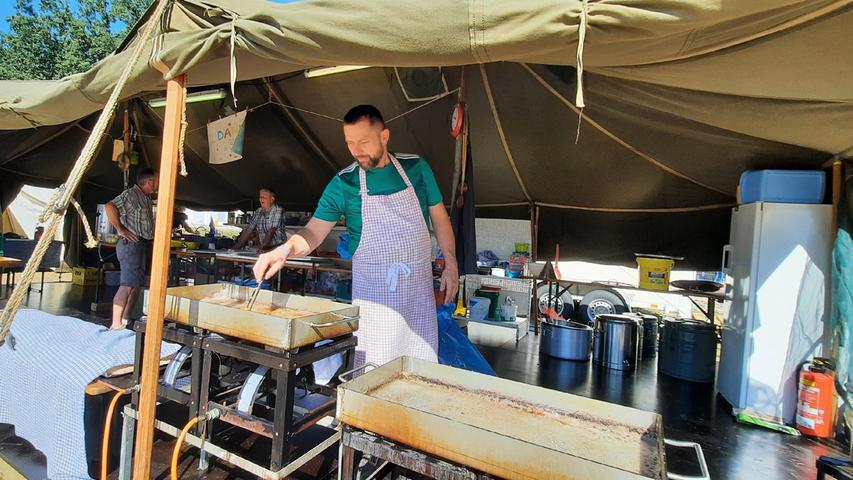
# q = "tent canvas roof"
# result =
<box><xmin>0</xmin><ymin>0</ymin><xmax>850</xmax><ymax>268</ymax></box>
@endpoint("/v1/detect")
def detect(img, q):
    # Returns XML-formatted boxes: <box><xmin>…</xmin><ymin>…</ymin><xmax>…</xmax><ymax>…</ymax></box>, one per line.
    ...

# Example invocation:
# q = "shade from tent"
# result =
<box><xmin>0</xmin><ymin>0</ymin><xmax>850</xmax><ymax>268</ymax></box>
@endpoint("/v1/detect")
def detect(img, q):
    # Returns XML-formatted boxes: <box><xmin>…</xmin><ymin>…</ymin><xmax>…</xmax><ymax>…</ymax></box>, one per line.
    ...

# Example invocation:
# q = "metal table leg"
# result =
<box><xmin>118</xmin><ymin>405</ymin><xmax>135</xmax><ymax>480</ymax></box>
<box><xmin>337</xmin><ymin>440</ymin><xmax>361</xmax><ymax>480</ymax></box>
<box><xmin>271</xmin><ymin>367</ymin><xmax>297</xmax><ymax>471</ymax></box>
<box><xmin>198</xmin><ymin>347</ymin><xmax>214</xmax><ymax>471</ymax></box>
<box><xmin>707</xmin><ymin>297</ymin><xmax>716</xmax><ymax>324</ymax></box>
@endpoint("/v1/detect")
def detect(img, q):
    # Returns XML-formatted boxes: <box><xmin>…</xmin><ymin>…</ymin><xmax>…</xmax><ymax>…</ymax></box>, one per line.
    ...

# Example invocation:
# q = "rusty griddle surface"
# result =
<box><xmin>340</xmin><ymin>361</ymin><xmax>665</xmax><ymax>479</ymax></box>
<box><xmin>375</xmin><ymin>373</ymin><xmax>660</xmax><ymax>475</ymax></box>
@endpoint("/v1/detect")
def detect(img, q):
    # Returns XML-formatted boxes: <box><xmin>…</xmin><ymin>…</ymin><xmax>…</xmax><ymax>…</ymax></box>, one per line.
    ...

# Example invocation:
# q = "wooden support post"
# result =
<box><xmin>832</xmin><ymin>159</ymin><xmax>843</xmax><ymax>241</ymax></box>
<box><xmin>132</xmin><ymin>74</ymin><xmax>186</xmax><ymax>479</ymax></box>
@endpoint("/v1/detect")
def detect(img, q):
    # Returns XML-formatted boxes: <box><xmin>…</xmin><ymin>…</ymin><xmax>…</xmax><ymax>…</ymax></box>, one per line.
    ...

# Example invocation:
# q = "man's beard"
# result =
<box><xmin>356</xmin><ymin>152</ymin><xmax>384</xmax><ymax>170</ymax></box>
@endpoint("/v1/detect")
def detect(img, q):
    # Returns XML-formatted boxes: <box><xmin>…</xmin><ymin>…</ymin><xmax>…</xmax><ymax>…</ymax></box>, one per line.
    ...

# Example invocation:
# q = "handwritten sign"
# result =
<box><xmin>207</xmin><ymin>110</ymin><xmax>247</xmax><ymax>164</ymax></box>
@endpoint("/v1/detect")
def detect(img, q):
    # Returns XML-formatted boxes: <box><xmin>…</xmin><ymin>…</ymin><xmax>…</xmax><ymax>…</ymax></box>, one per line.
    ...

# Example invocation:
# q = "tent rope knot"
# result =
<box><xmin>229</xmin><ymin>18</ymin><xmax>239</xmax><ymax>108</ymax></box>
<box><xmin>575</xmin><ymin>0</ymin><xmax>589</xmax><ymax>109</ymax></box>
<box><xmin>70</xmin><ymin>198</ymin><xmax>99</xmax><ymax>248</ymax></box>
<box><xmin>179</xmin><ymin>86</ymin><xmax>189</xmax><ymax>177</ymax></box>
<box><xmin>573</xmin><ymin>0</ymin><xmax>589</xmax><ymax>143</ymax></box>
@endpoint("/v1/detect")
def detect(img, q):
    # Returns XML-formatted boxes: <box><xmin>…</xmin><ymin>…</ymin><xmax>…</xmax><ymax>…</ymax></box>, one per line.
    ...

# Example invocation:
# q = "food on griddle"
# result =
<box><xmin>200</xmin><ymin>292</ymin><xmax>315</xmax><ymax>319</ymax></box>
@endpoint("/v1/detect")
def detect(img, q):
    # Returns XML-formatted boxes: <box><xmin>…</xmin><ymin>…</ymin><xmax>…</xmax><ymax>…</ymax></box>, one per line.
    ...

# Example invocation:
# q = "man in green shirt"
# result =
<box><xmin>254</xmin><ymin>105</ymin><xmax>459</xmax><ymax>368</ymax></box>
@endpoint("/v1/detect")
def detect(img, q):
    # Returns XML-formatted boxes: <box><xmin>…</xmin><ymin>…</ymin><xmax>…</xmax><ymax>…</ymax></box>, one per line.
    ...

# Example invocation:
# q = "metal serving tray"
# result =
<box><xmin>144</xmin><ymin>283</ymin><xmax>358</xmax><ymax>350</ymax></box>
<box><xmin>338</xmin><ymin>357</ymin><xmax>709</xmax><ymax>480</ymax></box>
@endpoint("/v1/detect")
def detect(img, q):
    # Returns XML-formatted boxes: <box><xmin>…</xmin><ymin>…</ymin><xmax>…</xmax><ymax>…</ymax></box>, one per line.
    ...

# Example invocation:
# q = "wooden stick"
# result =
<box><xmin>132</xmin><ymin>74</ymin><xmax>186</xmax><ymax>479</ymax></box>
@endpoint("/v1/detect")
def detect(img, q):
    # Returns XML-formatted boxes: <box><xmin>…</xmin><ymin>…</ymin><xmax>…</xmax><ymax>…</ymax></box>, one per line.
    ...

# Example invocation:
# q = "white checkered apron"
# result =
<box><xmin>351</xmin><ymin>155</ymin><xmax>438</xmax><ymax>369</ymax></box>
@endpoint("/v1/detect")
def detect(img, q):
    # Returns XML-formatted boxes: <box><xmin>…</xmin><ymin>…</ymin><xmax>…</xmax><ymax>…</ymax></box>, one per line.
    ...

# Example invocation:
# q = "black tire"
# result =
<box><xmin>578</xmin><ymin>289</ymin><xmax>628</xmax><ymax>324</ymax></box>
<box><xmin>536</xmin><ymin>283</ymin><xmax>575</xmax><ymax>319</ymax></box>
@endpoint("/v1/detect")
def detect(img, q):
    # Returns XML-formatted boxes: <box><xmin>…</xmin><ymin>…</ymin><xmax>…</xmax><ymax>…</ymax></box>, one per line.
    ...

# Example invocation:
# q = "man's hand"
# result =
<box><xmin>439</xmin><ymin>258</ymin><xmax>460</xmax><ymax>305</ymax></box>
<box><xmin>253</xmin><ymin>244</ymin><xmax>291</xmax><ymax>282</ymax></box>
<box><xmin>118</xmin><ymin>227</ymin><xmax>139</xmax><ymax>243</ymax></box>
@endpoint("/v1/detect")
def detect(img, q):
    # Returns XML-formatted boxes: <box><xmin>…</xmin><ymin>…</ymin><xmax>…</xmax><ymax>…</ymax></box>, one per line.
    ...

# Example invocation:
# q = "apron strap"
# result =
<box><xmin>388</xmin><ymin>155</ymin><xmax>414</xmax><ymax>188</ymax></box>
<box><xmin>357</xmin><ymin>154</ymin><xmax>414</xmax><ymax>198</ymax></box>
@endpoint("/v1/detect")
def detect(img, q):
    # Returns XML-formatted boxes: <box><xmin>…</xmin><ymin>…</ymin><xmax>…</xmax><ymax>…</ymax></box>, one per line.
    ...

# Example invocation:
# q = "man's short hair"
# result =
<box><xmin>259</xmin><ymin>187</ymin><xmax>277</xmax><ymax>199</ymax></box>
<box><xmin>343</xmin><ymin>104</ymin><xmax>385</xmax><ymax>128</ymax></box>
<box><xmin>137</xmin><ymin>168</ymin><xmax>156</xmax><ymax>184</ymax></box>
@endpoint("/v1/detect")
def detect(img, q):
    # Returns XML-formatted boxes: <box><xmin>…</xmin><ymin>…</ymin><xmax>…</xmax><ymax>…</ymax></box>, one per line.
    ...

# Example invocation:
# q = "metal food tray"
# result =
<box><xmin>338</xmin><ymin>357</ymin><xmax>709</xmax><ymax>480</ymax></box>
<box><xmin>145</xmin><ymin>283</ymin><xmax>358</xmax><ymax>350</ymax></box>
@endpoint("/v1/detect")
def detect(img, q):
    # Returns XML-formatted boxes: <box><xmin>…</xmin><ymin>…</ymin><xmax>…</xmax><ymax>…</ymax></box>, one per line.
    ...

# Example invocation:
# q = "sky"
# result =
<box><xmin>0</xmin><ymin>0</ymin><xmax>297</xmax><ymax>34</ymax></box>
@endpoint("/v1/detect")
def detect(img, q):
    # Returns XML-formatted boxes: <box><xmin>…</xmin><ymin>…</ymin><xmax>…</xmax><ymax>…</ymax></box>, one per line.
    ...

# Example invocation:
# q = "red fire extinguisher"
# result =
<box><xmin>796</xmin><ymin>357</ymin><xmax>836</xmax><ymax>437</ymax></box>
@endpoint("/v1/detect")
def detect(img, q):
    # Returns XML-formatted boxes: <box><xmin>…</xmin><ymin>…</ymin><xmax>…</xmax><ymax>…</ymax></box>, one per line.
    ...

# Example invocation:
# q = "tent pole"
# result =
<box><xmin>833</xmin><ymin>159</ymin><xmax>842</xmax><ymax>241</ymax></box>
<box><xmin>450</xmin><ymin>66</ymin><xmax>466</xmax><ymax>206</ymax></box>
<box><xmin>131</xmin><ymin>100</ymin><xmax>153</xmax><ymax>168</ymax></box>
<box><xmin>132</xmin><ymin>74</ymin><xmax>186</xmax><ymax>480</ymax></box>
<box><xmin>531</xmin><ymin>204</ymin><xmax>539</xmax><ymax>261</ymax></box>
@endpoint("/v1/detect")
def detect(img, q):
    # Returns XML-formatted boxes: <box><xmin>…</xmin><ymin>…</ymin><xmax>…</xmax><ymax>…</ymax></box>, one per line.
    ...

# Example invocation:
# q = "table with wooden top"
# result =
<box><xmin>214</xmin><ymin>252</ymin><xmax>352</xmax><ymax>295</ymax></box>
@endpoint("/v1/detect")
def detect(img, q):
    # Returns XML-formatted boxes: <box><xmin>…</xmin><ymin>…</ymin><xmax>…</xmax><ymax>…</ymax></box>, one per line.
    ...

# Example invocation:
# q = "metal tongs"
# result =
<box><xmin>246</xmin><ymin>282</ymin><xmax>263</xmax><ymax>311</ymax></box>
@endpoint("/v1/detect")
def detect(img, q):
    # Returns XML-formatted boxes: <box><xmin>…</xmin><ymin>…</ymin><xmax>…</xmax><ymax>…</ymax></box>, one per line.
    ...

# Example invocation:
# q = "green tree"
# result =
<box><xmin>0</xmin><ymin>0</ymin><xmax>150</xmax><ymax>80</ymax></box>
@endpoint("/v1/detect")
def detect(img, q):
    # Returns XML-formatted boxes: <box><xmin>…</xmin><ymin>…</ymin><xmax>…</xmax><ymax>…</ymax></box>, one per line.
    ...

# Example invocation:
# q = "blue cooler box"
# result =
<box><xmin>739</xmin><ymin>170</ymin><xmax>825</xmax><ymax>204</ymax></box>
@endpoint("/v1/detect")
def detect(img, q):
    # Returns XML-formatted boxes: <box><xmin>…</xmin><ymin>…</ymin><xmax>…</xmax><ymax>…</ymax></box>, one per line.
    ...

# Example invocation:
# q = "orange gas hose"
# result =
<box><xmin>101</xmin><ymin>388</ymin><xmax>129</xmax><ymax>480</ymax></box>
<box><xmin>170</xmin><ymin>415</ymin><xmax>202</xmax><ymax>480</ymax></box>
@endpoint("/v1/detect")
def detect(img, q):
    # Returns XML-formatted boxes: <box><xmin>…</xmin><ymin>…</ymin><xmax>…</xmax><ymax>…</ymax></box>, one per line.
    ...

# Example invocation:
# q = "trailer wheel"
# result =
<box><xmin>536</xmin><ymin>283</ymin><xmax>575</xmax><ymax>319</ymax></box>
<box><xmin>578</xmin><ymin>289</ymin><xmax>628</xmax><ymax>324</ymax></box>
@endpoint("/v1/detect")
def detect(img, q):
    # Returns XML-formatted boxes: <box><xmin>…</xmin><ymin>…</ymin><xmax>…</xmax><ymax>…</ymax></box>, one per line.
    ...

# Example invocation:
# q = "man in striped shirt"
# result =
<box><xmin>105</xmin><ymin>168</ymin><xmax>157</xmax><ymax>330</ymax></box>
<box><xmin>234</xmin><ymin>187</ymin><xmax>287</xmax><ymax>252</ymax></box>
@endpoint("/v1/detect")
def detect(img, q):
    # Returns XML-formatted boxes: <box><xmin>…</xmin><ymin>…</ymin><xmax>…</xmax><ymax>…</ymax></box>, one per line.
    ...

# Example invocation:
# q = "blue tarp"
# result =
<box><xmin>832</xmin><ymin>229</ymin><xmax>853</xmax><ymax>387</ymax></box>
<box><xmin>437</xmin><ymin>303</ymin><xmax>496</xmax><ymax>376</ymax></box>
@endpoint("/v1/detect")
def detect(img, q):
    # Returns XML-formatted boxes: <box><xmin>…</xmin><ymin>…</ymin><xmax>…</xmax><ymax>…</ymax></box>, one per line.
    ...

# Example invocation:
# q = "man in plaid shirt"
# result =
<box><xmin>105</xmin><ymin>168</ymin><xmax>157</xmax><ymax>330</ymax></box>
<box><xmin>234</xmin><ymin>187</ymin><xmax>287</xmax><ymax>252</ymax></box>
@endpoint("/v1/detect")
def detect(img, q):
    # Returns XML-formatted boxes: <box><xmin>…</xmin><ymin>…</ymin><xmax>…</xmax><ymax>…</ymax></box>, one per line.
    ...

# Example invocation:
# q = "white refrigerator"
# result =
<box><xmin>717</xmin><ymin>202</ymin><xmax>831</xmax><ymax>424</ymax></box>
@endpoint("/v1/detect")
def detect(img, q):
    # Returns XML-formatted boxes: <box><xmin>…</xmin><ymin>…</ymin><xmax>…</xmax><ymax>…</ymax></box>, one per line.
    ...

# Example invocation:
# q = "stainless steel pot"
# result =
<box><xmin>540</xmin><ymin>320</ymin><xmax>593</xmax><ymax>361</ymax></box>
<box><xmin>593</xmin><ymin>314</ymin><xmax>642</xmax><ymax>371</ymax></box>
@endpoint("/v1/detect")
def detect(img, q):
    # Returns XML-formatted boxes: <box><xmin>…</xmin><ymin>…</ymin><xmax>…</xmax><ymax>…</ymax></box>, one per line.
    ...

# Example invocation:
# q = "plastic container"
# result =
<box><xmin>695</xmin><ymin>271</ymin><xmax>725</xmax><ymax>285</ymax></box>
<box><xmin>636</xmin><ymin>256</ymin><xmax>675</xmax><ymax>291</ymax></box>
<box><xmin>474</xmin><ymin>288</ymin><xmax>501</xmax><ymax>319</ymax></box>
<box><xmin>500</xmin><ymin>297</ymin><xmax>518</xmax><ymax>321</ymax></box>
<box><xmin>739</xmin><ymin>170</ymin><xmax>825</xmax><ymax>205</ymax></box>
<box><xmin>468</xmin><ymin>297</ymin><xmax>491</xmax><ymax>321</ymax></box>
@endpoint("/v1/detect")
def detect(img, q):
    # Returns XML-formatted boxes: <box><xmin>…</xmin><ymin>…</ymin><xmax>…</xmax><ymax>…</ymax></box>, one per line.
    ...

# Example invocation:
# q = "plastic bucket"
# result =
<box><xmin>636</xmin><ymin>256</ymin><xmax>675</xmax><ymax>291</ymax></box>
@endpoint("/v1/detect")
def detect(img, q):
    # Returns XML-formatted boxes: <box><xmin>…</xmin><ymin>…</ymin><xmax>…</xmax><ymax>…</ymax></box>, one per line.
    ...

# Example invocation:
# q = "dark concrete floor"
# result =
<box><xmin>0</xmin><ymin>282</ymin><xmax>848</xmax><ymax>479</ymax></box>
<box><xmin>468</xmin><ymin>323</ymin><xmax>845</xmax><ymax>480</ymax></box>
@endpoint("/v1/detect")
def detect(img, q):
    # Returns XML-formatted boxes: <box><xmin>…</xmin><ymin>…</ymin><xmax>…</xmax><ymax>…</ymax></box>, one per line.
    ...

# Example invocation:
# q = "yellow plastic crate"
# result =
<box><xmin>72</xmin><ymin>267</ymin><xmax>102</xmax><ymax>286</ymax></box>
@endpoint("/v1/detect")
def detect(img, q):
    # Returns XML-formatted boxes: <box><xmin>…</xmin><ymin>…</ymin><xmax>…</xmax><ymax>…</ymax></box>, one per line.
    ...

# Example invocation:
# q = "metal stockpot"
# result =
<box><xmin>658</xmin><ymin>318</ymin><xmax>717</xmax><ymax>383</ymax></box>
<box><xmin>628</xmin><ymin>313</ymin><xmax>660</xmax><ymax>358</ymax></box>
<box><xmin>540</xmin><ymin>320</ymin><xmax>593</xmax><ymax>361</ymax></box>
<box><xmin>593</xmin><ymin>314</ymin><xmax>642</xmax><ymax>371</ymax></box>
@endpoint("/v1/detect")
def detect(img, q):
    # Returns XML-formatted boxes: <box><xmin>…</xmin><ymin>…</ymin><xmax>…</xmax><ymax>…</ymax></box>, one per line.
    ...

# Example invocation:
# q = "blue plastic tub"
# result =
<box><xmin>739</xmin><ymin>169</ymin><xmax>825</xmax><ymax>204</ymax></box>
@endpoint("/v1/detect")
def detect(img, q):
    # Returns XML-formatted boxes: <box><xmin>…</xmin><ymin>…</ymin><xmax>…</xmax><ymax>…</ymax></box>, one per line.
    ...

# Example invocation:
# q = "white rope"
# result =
<box><xmin>70</xmin><ymin>198</ymin><xmax>98</xmax><ymax>248</ymax></box>
<box><xmin>385</xmin><ymin>88</ymin><xmax>460</xmax><ymax>123</ymax></box>
<box><xmin>179</xmin><ymin>84</ymin><xmax>189</xmax><ymax>176</ymax></box>
<box><xmin>575</xmin><ymin>0</ymin><xmax>589</xmax><ymax>143</ymax></box>
<box><xmin>229</xmin><ymin>18</ymin><xmax>238</xmax><ymax>108</ymax></box>
<box><xmin>0</xmin><ymin>0</ymin><xmax>173</xmax><ymax>346</ymax></box>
